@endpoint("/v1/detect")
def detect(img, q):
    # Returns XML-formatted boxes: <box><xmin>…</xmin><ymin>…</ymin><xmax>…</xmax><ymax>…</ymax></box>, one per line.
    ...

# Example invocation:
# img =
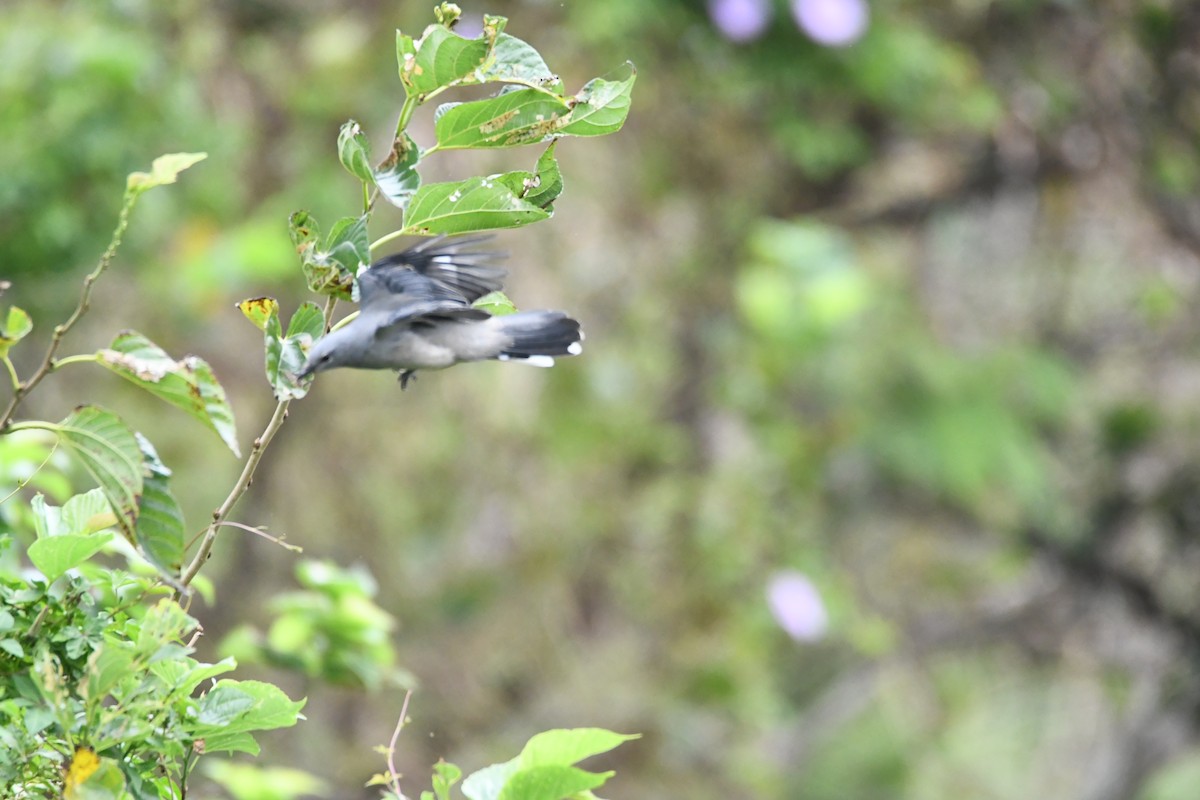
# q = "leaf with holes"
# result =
<box><xmin>560</xmin><ymin>63</ymin><xmax>637</xmax><ymax>137</ymax></box>
<box><xmin>97</xmin><ymin>331</ymin><xmax>240</xmax><ymax>457</ymax></box>
<box><xmin>375</xmin><ymin>133</ymin><xmax>422</xmax><ymax>210</ymax></box>
<box><xmin>338</xmin><ymin>120</ymin><xmax>374</xmax><ymax>182</ymax></box>
<box><xmin>434</xmin><ymin>88</ymin><xmax>570</xmax><ymax>150</ymax></box>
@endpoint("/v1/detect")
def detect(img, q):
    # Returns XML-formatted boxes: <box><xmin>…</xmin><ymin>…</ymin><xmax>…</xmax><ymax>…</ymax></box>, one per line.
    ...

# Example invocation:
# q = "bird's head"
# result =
<box><xmin>295</xmin><ymin>332</ymin><xmax>341</xmax><ymax>380</ymax></box>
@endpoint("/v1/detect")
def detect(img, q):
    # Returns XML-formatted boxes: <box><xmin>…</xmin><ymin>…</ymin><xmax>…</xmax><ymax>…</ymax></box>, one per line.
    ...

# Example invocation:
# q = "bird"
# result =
<box><xmin>296</xmin><ymin>236</ymin><xmax>583</xmax><ymax>389</ymax></box>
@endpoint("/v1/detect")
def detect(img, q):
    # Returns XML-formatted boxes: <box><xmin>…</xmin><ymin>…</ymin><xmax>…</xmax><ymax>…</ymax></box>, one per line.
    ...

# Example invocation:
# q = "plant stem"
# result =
<box><xmin>387</xmin><ymin>690</ymin><xmax>414</xmax><ymax>800</ymax></box>
<box><xmin>1</xmin><ymin>357</ymin><xmax>17</xmax><ymax>393</ymax></box>
<box><xmin>370</xmin><ymin>229</ymin><xmax>408</xmax><ymax>254</ymax></box>
<box><xmin>178</xmin><ymin>399</ymin><xmax>290</xmax><ymax>588</ymax></box>
<box><xmin>50</xmin><ymin>354</ymin><xmax>100</xmax><ymax>369</ymax></box>
<box><xmin>395</xmin><ymin>94</ymin><xmax>420</xmax><ymax>140</ymax></box>
<box><xmin>0</xmin><ymin>192</ymin><xmax>138</xmax><ymax>431</ymax></box>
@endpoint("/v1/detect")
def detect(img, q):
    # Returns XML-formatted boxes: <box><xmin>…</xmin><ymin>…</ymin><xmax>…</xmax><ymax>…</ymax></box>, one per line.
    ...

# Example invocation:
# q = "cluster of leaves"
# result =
<box><xmin>0</xmin><ymin>5</ymin><xmax>637</xmax><ymax>799</ymax></box>
<box><xmin>222</xmin><ymin>560</ymin><xmax>409</xmax><ymax>691</ymax></box>
<box><xmin>372</xmin><ymin>728</ymin><xmax>638</xmax><ymax>800</ymax></box>
<box><xmin>0</xmin><ymin>564</ymin><xmax>302</xmax><ymax>796</ymax></box>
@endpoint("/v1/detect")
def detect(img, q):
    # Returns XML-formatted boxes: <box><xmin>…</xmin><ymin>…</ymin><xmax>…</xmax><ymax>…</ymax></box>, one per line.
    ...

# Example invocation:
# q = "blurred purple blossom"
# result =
<box><xmin>792</xmin><ymin>0</ymin><xmax>869</xmax><ymax>47</ymax></box>
<box><xmin>767</xmin><ymin>571</ymin><xmax>829</xmax><ymax>642</ymax></box>
<box><xmin>708</xmin><ymin>0</ymin><xmax>772</xmax><ymax>43</ymax></box>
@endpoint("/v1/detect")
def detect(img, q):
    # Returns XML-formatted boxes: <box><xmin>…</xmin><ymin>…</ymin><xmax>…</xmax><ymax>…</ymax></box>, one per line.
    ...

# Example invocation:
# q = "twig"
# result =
<box><xmin>178</xmin><ymin>295</ymin><xmax>337</xmax><ymax>591</ymax></box>
<box><xmin>0</xmin><ymin>192</ymin><xmax>137</xmax><ymax>431</ymax></box>
<box><xmin>0</xmin><ymin>439</ymin><xmax>59</xmax><ymax>506</ymax></box>
<box><xmin>388</xmin><ymin>690</ymin><xmax>414</xmax><ymax>800</ymax></box>
<box><xmin>212</xmin><ymin>520</ymin><xmax>303</xmax><ymax>553</ymax></box>
<box><xmin>178</xmin><ymin>399</ymin><xmax>290</xmax><ymax>588</ymax></box>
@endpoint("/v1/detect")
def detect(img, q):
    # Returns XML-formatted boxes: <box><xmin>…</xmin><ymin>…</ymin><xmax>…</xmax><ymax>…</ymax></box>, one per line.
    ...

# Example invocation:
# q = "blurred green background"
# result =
<box><xmin>6</xmin><ymin>0</ymin><xmax>1200</xmax><ymax>797</ymax></box>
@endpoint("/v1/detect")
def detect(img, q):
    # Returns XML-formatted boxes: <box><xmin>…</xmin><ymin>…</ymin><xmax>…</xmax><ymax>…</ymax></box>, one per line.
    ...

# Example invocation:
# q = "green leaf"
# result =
<box><xmin>518</xmin><ymin>728</ymin><xmax>639</xmax><ymax>767</ymax></box>
<box><xmin>28</xmin><ymin>533</ymin><xmax>113</xmax><ymax>583</ymax></box>
<box><xmin>496</xmin><ymin>765</ymin><xmax>609</xmax><ymax>800</ymax></box>
<box><xmin>52</xmin><ymin>406</ymin><xmax>143</xmax><ymax>542</ymax></box>
<box><xmin>289</xmin><ymin>211</ymin><xmax>360</xmax><ymax>299</ymax></box>
<box><xmin>133</xmin><ymin>433</ymin><xmax>185</xmax><ymax>576</ymax></box>
<box><xmin>398</xmin><ymin>16</ymin><xmax>505</xmax><ymax>98</ymax></box>
<box><xmin>238</xmin><ymin>296</ymin><xmax>278</xmax><ymax>333</ymax></box>
<box><xmin>401</xmin><ymin>146</ymin><xmax>561</xmax><ymax>235</ymax></box>
<box><xmin>522</xmin><ymin>142</ymin><xmax>562</xmax><ymax>210</ymax></box>
<box><xmin>434</xmin><ymin>88</ymin><xmax>571</xmax><ymax>149</ymax></box>
<box><xmin>97</xmin><ymin>331</ymin><xmax>241</xmax><ymax>457</ymax></box>
<box><xmin>560</xmin><ymin>63</ymin><xmax>637</xmax><ymax>137</ymax></box>
<box><xmin>325</xmin><ymin>215</ymin><xmax>370</xmax><ymax>276</ymax></box>
<box><xmin>197</xmin><ymin>685</ymin><xmax>255</xmax><ymax>726</ymax></box>
<box><xmin>61</xmin><ymin>489</ymin><xmax>117</xmax><ymax>535</ymax></box>
<box><xmin>0</xmin><ymin>306</ymin><xmax>32</xmax><ymax>358</ymax></box>
<box><xmin>462</xmin><ymin>760</ymin><xmax>520</xmax><ymax>800</ymax></box>
<box><xmin>189</xmin><ymin>679</ymin><xmax>305</xmax><ymax>753</ymax></box>
<box><xmin>472</xmin><ymin>291</ymin><xmax>517</xmax><ymax>316</ymax></box>
<box><xmin>479</xmin><ymin>34</ymin><xmax>562</xmax><ymax>92</ymax></box>
<box><xmin>240</xmin><ymin>297</ymin><xmax>324</xmax><ymax>401</ymax></box>
<box><xmin>375</xmin><ymin>133</ymin><xmax>422</xmax><ymax>210</ymax></box>
<box><xmin>86</xmin><ymin>640</ymin><xmax>135</xmax><ymax>699</ymax></box>
<box><xmin>126</xmin><ymin>152</ymin><xmax>207</xmax><ymax>196</ymax></box>
<box><xmin>0</xmin><ymin>638</ymin><xmax>24</xmax><ymax>658</ymax></box>
<box><xmin>338</xmin><ymin>120</ymin><xmax>375</xmax><ymax>182</ymax></box>
<box><xmin>432</xmin><ymin>760</ymin><xmax>463</xmax><ymax>800</ymax></box>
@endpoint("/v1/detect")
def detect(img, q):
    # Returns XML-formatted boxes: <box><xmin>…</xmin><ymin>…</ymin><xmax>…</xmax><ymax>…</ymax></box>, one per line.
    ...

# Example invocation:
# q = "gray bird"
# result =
<box><xmin>296</xmin><ymin>237</ymin><xmax>583</xmax><ymax>388</ymax></box>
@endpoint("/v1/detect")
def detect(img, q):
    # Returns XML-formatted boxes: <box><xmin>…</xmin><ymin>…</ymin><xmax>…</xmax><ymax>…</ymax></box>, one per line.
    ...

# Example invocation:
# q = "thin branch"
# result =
<box><xmin>0</xmin><ymin>439</ymin><xmax>59</xmax><ymax>506</ymax></box>
<box><xmin>2</xmin><ymin>357</ymin><xmax>18</xmax><ymax>393</ymax></box>
<box><xmin>178</xmin><ymin>399</ymin><xmax>290</xmax><ymax>588</ymax></box>
<box><xmin>214</xmin><ymin>520</ymin><xmax>303</xmax><ymax>553</ymax></box>
<box><xmin>388</xmin><ymin>690</ymin><xmax>414</xmax><ymax>800</ymax></box>
<box><xmin>0</xmin><ymin>192</ymin><xmax>137</xmax><ymax>431</ymax></box>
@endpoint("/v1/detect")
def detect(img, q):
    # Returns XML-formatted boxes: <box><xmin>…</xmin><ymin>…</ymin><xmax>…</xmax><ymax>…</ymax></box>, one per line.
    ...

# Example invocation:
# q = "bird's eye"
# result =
<box><xmin>319</xmin><ymin>354</ymin><xmax>332</xmax><ymax>363</ymax></box>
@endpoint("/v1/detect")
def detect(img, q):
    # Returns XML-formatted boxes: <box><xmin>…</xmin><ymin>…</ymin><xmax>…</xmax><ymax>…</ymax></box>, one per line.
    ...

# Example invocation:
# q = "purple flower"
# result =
<box><xmin>792</xmin><ymin>0</ymin><xmax>869</xmax><ymax>47</ymax></box>
<box><xmin>766</xmin><ymin>571</ymin><xmax>829</xmax><ymax>642</ymax></box>
<box><xmin>708</xmin><ymin>0</ymin><xmax>772</xmax><ymax>43</ymax></box>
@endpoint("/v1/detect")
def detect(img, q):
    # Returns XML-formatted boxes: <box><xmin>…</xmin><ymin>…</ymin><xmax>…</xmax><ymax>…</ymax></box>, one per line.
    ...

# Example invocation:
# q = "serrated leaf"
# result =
<box><xmin>560</xmin><ymin>64</ymin><xmax>637</xmax><ymax>137</ymax></box>
<box><xmin>338</xmin><ymin>120</ymin><xmax>375</xmax><ymax>182</ymax></box>
<box><xmin>133</xmin><ymin>433</ymin><xmax>184</xmax><ymax>576</ymax></box>
<box><xmin>496</xmin><ymin>765</ymin><xmax>610</xmax><ymax>800</ymax></box>
<box><xmin>472</xmin><ymin>291</ymin><xmax>517</xmax><ymax>316</ymax></box>
<box><xmin>52</xmin><ymin>406</ymin><xmax>143</xmax><ymax>542</ymax></box>
<box><xmin>434</xmin><ymin>88</ymin><xmax>570</xmax><ymax>150</ymax></box>
<box><xmin>97</xmin><ymin>331</ymin><xmax>241</xmax><ymax>457</ymax></box>
<box><xmin>190</xmin><ymin>679</ymin><xmax>305</xmax><ymax>752</ymax></box>
<box><xmin>401</xmin><ymin>147</ymin><xmax>560</xmax><ymax>235</ymax></box>
<box><xmin>27</xmin><ymin>533</ymin><xmax>113</xmax><ymax>583</ymax></box>
<box><xmin>375</xmin><ymin>133</ymin><xmax>422</xmax><ymax>210</ymax></box>
<box><xmin>126</xmin><ymin>152</ymin><xmax>207</xmax><ymax>196</ymax></box>
<box><xmin>0</xmin><ymin>306</ymin><xmax>32</xmax><ymax>357</ymax></box>
<box><xmin>518</xmin><ymin>729</ymin><xmax>640</xmax><ymax>768</ymax></box>
<box><xmin>197</xmin><ymin>685</ymin><xmax>255</xmax><ymax>726</ymax></box>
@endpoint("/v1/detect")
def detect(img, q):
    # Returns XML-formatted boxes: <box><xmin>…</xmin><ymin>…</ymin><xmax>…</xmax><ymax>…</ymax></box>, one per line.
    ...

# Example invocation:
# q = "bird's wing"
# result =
<box><xmin>362</xmin><ymin>235</ymin><xmax>508</xmax><ymax>306</ymax></box>
<box><xmin>358</xmin><ymin>268</ymin><xmax>466</xmax><ymax>312</ymax></box>
<box><xmin>369</xmin><ymin>295</ymin><xmax>490</xmax><ymax>336</ymax></box>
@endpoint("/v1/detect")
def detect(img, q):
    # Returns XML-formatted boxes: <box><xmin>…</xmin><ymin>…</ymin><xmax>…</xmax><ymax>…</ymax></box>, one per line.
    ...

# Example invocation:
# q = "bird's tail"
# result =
<box><xmin>494</xmin><ymin>311</ymin><xmax>584</xmax><ymax>367</ymax></box>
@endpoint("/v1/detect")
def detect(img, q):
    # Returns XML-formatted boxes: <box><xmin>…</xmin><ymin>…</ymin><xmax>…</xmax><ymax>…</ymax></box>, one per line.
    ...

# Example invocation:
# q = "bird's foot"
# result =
<box><xmin>397</xmin><ymin>370</ymin><xmax>418</xmax><ymax>390</ymax></box>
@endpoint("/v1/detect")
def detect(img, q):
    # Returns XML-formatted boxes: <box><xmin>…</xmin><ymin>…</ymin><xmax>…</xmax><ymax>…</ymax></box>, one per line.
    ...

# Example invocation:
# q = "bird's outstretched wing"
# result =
<box><xmin>360</xmin><ymin>236</ymin><xmax>507</xmax><ymax>309</ymax></box>
<box><xmin>368</xmin><ymin>296</ymin><xmax>491</xmax><ymax>335</ymax></box>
